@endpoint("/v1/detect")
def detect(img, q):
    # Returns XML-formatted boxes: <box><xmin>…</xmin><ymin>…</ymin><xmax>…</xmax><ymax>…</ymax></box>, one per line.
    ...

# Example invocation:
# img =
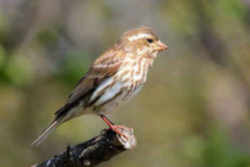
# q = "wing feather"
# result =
<box><xmin>55</xmin><ymin>48</ymin><xmax>125</xmax><ymax>117</ymax></box>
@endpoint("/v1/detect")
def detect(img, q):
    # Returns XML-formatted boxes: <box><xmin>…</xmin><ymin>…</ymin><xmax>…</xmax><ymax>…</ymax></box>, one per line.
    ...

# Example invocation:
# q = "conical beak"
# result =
<box><xmin>156</xmin><ymin>40</ymin><xmax>168</xmax><ymax>51</ymax></box>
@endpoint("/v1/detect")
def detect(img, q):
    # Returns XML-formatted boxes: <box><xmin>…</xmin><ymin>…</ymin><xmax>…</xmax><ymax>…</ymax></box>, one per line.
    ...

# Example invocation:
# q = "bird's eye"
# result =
<box><xmin>147</xmin><ymin>38</ymin><xmax>153</xmax><ymax>43</ymax></box>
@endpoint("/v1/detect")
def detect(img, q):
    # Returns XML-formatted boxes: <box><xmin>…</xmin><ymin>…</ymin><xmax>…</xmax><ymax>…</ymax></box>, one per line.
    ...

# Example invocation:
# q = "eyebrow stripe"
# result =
<box><xmin>128</xmin><ymin>33</ymin><xmax>151</xmax><ymax>41</ymax></box>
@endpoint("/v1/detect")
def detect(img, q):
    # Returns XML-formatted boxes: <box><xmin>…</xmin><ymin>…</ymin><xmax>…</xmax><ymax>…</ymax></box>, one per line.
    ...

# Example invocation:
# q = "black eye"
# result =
<box><xmin>147</xmin><ymin>38</ymin><xmax>153</xmax><ymax>43</ymax></box>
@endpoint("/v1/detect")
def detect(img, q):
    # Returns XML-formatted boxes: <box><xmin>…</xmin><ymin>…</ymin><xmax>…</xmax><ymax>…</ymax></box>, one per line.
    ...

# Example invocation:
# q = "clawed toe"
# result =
<box><xmin>110</xmin><ymin>125</ymin><xmax>129</xmax><ymax>140</ymax></box>
<box><xmin>100</xmin><ymin>115</ymin><xmax>128</xmax><ymax>139</ymax></box>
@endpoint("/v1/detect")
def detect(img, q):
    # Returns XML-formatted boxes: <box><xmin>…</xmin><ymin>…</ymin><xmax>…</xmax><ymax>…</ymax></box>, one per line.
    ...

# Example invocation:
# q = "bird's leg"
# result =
<box><xmin>100</xmin><ymin>114</ymin><xmax>114</xmax><ymax>126</ymax></box>
<box><xmin>100</xmin><ymin>114</ymin><xmax>128</xmax><ymax>139</ymax></box>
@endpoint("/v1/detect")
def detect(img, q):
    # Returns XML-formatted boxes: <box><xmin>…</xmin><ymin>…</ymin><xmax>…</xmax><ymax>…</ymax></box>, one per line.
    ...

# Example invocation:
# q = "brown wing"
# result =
<box><xmin>54</xmin><ymin>48</ymin><xmax>125</xmax><ymax>118</ymax></box>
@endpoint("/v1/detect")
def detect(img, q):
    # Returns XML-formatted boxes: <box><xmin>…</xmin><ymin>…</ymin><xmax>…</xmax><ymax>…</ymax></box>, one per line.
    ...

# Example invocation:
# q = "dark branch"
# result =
<box><xmin>32</xmin><ymin>126</ymin><xmax>136</xmax><ymax>167</ymax></box>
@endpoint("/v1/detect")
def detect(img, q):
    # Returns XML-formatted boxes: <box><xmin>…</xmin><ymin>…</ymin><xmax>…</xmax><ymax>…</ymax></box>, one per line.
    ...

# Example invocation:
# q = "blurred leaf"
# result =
<box><xmin>37</xmin><ymin>28</ymin><xmax>59</xmax><ymax>46</ymax></box>
<box><xmin>219</xmin><ymin>0</ymin><xmax>248</xmax><ymax>19</ymax></box>
<box><xmin>4</xmin><ymin>55</ymin><xmax>34</xmax><ymax>86</ymax></box>
<box><xmin>55</xmin><ymin>51</ymin><xmax>90</xmax><ymax>86</ymax></box>
<box><xmin>202</xmin><ymin>128</ymin><xmax>250</xmax><ymax>167</ymax></box>
<box><xmin>0</xmin><ymin>45</ymin><xmax>6</xmax><ymax>68</ymax></box>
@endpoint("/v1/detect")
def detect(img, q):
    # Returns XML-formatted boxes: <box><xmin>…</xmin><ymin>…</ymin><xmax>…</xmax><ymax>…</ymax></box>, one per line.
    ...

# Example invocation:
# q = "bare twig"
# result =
<box><xmin>32</xmin><ymin>126</ymin><xmax>136</xmax><ymax>167</ymax></box>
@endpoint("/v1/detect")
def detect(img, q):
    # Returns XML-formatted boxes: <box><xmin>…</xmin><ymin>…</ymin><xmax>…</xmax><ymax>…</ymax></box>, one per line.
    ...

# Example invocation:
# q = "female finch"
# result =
<box><xmin>32</xmin><ymin>26</ymin><xmax>168</xmax><ymax>146</ymax></box>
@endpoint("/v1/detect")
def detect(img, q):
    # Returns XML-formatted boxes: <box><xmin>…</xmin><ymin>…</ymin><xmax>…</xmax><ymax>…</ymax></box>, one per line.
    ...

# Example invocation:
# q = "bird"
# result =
<box><xmin>32</xmin><ymin>26</ymin><xmax>168</xmax><ymax>146</ymax></box>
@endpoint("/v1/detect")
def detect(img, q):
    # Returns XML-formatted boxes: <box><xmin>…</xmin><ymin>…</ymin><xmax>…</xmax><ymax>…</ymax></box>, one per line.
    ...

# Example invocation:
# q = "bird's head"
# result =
<box><xmin>120</xmin><ymin>26</ymin><xmax>168</xmax><ymax>59</ymax></box>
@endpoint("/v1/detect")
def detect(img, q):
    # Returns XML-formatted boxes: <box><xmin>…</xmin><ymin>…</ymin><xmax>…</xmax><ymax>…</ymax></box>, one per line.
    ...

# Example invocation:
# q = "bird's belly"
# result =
<box><xmin>92</xmin><ymin>82</ymin><xmax>143</xmax><ymax>115</ymax></box>
<box><xmin>96</xmin><ymin>91</ymin><xmax>126</xmax><ymax>115</ymax></box>
<box><xmin>122</xmin><ymin>84</ymin><xmax>143</xmax><ymax>101</ymax></box>
<box><xmin>93</xmin><ymin>81</ymin><xmax>123</xmax><ymax>106</ymax></box>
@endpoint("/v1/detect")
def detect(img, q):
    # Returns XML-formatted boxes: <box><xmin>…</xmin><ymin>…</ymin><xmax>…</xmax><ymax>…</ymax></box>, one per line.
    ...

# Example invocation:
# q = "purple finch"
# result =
<box><xmin>32</xmin><ymin>26</ymin><xmax>168</xmax><ymax>146</ymax></box>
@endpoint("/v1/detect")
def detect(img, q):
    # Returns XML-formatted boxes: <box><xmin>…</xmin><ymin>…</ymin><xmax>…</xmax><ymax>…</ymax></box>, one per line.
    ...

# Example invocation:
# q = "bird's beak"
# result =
<box><xmin>155</xmin><ymin>40</ymin><xmax>168</xmax><ymax>51</ymax></box>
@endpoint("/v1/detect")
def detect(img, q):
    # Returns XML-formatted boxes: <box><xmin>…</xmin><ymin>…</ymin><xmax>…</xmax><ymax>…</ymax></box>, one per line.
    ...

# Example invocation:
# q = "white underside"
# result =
<box><xmin>94</xmin><ymin>80</ymin><xmax>123</xmax><ymax>106</ymax></box>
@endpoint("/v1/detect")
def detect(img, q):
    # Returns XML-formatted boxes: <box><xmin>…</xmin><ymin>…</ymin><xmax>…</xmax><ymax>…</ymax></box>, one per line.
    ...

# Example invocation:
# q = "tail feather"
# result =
<box><xmin>32</xmin><ymin>102</ymin><xmax>79</xmax><ymax>147</ymax></box>
<box><xmin>31</xmin><ymin>120</ymin><xmax>60</xmax><ymax>147</ymax></box>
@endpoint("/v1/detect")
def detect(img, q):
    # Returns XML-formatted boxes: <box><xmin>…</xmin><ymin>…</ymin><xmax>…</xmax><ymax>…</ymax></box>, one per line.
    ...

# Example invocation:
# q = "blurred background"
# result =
<box><xmin>1</xmin><ymin>0</ymin><xmax>250</xmax><ymax>166</ymax></box>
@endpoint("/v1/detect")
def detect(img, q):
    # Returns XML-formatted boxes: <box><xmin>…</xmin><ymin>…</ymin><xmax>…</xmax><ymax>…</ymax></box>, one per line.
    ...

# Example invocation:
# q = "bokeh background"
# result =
<box><xmin>1</xmin><ymin>0</ymin><xmax>250</xmax><ymax>166</ymax></box>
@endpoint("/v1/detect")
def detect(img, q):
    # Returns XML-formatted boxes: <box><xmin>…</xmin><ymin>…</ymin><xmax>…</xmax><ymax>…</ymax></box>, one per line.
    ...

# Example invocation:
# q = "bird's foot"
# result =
<box><xmin>100</xmin><ymin>115</ymin><xmax>136</xmax><ymax>149</ymax></box>
<box><xmin>109</xmin><ymin>124</ymin><xmax>129</xmax><ymax>139</ymax></box>
<box><xmin>100</xmin><ymin>115</ymin><xmax>128</xmax><ymax>139</ymax></box>
<box><xmin>109</xmin><ymin>124</ymin><xmax>136</xmax><ymax>149</ymax></box>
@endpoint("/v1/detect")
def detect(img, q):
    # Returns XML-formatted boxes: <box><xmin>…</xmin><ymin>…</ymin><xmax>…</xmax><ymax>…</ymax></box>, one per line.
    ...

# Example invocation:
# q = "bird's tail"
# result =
<box><xmin>31</xmin><ymin>120</ymin><xmax>60</xmax><ymax>147</ymax></box>
<box><xmin>31</xmin><ymin>103</ymin><xmax>78</xmax><ymax>147</ymax></box>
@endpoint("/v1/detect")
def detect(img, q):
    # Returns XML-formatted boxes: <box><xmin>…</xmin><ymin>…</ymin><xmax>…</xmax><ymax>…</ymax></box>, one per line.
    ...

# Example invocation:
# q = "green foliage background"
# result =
<box><xmin>0</xmin><ymin>0</ymin><xmax>250</xmax><ymax>166</ymax></box>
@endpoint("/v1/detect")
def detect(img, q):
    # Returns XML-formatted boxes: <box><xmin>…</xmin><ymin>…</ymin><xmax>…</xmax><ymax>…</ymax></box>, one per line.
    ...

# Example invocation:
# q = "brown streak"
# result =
<box><xmin>135</xmin><ymin>56</ymin><xmax>144</xmax><ymax>75</ymax></box>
